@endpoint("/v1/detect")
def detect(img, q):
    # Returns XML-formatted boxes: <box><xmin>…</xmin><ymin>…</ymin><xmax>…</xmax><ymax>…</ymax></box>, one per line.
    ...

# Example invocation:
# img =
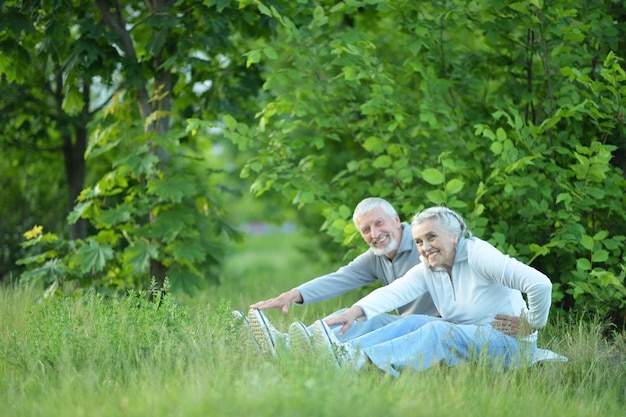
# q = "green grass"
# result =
<box><xmin>1</xmin><ymin>232</ymin><xmax>625</xmax><ymax>417</ymax></box>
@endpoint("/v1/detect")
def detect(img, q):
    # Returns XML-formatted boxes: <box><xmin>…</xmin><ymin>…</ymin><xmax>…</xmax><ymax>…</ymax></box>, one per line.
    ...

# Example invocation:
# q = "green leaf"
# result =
<box><xmin>148</xmin><ymin>175</ymin><xmax>197</xmax><ymax>203</ymax></box>
<box><xmin>346</xmin><ymin>160</ymin><xmax>361</xmax><ymax>172</ymax></box>
<box><xmin>397</xmin><ymin>168</ymin><xmax>414</xmax><ymax>183</ymax></box>
<box><xmin>422</xmin><ymin>168</ymin><xmax>445</xmax><ymax>185</ymax></box>
<box><xmin>592</xmin><ymin>249</ymin><xmax>609</xmax><ymax>263</ymax></box>
<box><xmin>490</xmin><ymin>141</ymin><xmax>503</xmax><ymax>155</ymax></box>
<box><xmin>167</xmin><ymin>267</ymin><xmax>204</xmax><ymax>294</ymax></box>
<box><xmin>556</xmin><ymin>193</ymin><xmax>571</xmax><ymax>205</ymax></box>
<box><xmin>263</xmin><ymin>47</ymin><xmax>278</xmax><ymax>60</ymax></box>
<box><xmin>124</xmin><ymin>240</ymin><xmax>159</xmax><ymax>274</ymax></box>
<box><xmin>20</xmin><ymin>259</ymin><xmax>66</xmax><ymax>284</ymax></box>
<box><xmin>148</xmin><ymin>206</ymin><xmax>196</xmax><ymax>240</ymax></box>
<box><xmin>117</xmin><ymin>152</ymin><xmax>160</xmax><ymax>178</ymax></box>
<box><xmin>343</xmin><ymin>66</ymin><xmax>357</xmax><ymax>81</ymax></box>
<box><xmin>257</xmin><ymin>3</ymin><xmax>272</xmax><ymax>16</ymax></box>
<box><xmin>313</xmin><ymin>5</ymin><xmax>325</xmax><ymax>19</ymax></box>
<box><xmin>426</xmin><ymin>189</ymin><xmax>446</xmax><ymax>204</ymax></box>
<box><xmin>508</xmin><ymin>2</ymin><xmax>530</xmax><ymax>14</ymax></box>
<box><xmin>61</xmin><ymin>88</ymin><xmax>85</xmax><ymax>116</ymax></box>
<box><xmin>593</xmin><ymin>230</ymin><xmax>609</xmax><ymax>241</ymax></box>
<box><xmin>214</xmin><ymin>0</ymin><xmax>231</xmax><ymax>12</ymax></box>
<box><xmin>445</xmin><ymin>178</ymin><xmax>465</xmax><ymax>195</ymax></box>
<box><xmin>363</xmin><ymin>136</ymin><xmax>385</xmax><ymax>154</ymax></box>
<box><xmin>580</xmin><ymin>235</ymin><xmax>594</xmax><ymax>251</ymax></box>
<box><xmin>496</xmin><ymin>127</ymin><xmax>507</xmax><ymax>141</ymax></box>
<box><xmin>246</xmin><ymin>50</ymin><xmax>261</xmax><ymax>67</ymax></box>
<box><xmin>167</xmin><ymin>240</ymin><xmax>206</xmax><ymax>263</ymax></box>
<box><xmin>223</xmin><ymin>114</ymin><xmax>238</xmax><ymax>130</ymax></box>
<box><xmin>372</xmin><ymin>155</ymin><xmax>391</xmax><ymax>168</ymax></box>
<box><xmin>312</xmin><ymin>6</ymin><xmax>328</xmax><ymax>26</ymax></box>
<box><xmin>576</xmin><ymin>258</ymin><xmax>592</xmax><ymax>271</ymax></box>
<box><xmin>74</xmin><ymin>241</ymin><xmax>113</xmax><ymax>273</ymax></box>
<box><xmin>86</xmin><ymin>125</ymin><xmax>122</xmax><ymax>159</ymax></box>
<box><xmin>338</xmin><ymin>204</ymin><xmax>352</xmax><ymax>218</ymax></box>
<box><xmin>68</xmin><ymin>201</ymin><xmax>93</xmax><ymax>224</ymax></box>
<box><xmin>98</xmin><ymin>204</ymin><xmax>134</xmax><ymax>227</ymax></box>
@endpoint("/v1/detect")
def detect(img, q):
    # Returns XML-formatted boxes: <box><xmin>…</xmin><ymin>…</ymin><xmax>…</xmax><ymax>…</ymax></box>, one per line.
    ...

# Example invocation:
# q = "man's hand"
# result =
<box><xmin>250</xmin><ymin>289</ymin><xmax>303</xmax><ymax>313</ymax></box>
<box><xmin>324</xmin><ymin>305</ymin><xmax>365</xmax><ymax>336</ymax></box>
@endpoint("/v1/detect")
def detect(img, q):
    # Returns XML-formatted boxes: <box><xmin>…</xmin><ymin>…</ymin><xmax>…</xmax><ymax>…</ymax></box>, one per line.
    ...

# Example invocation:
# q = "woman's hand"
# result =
<box><xmin>324</xmin><ymin>305</ymin><xmax>365</xmax><ymax>336</ymax></box>
<box><xmin>492</xmin><ymin>312</ymin><xmax>534</xmax><ymax>336</ymax></box>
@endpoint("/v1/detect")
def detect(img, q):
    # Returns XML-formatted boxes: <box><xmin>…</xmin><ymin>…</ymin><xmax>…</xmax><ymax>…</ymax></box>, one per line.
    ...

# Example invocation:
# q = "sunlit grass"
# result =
<box><xmin>1</xmin><ymin>232</ymin><xmax>624</xmax><ymax>417</ymax></box>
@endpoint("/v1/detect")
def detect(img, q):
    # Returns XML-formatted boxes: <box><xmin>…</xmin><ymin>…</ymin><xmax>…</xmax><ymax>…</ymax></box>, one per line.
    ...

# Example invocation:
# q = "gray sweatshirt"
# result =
<box><xmin>295</xmin><ymin>223</ymin><xmax>439</xmax><ymax>317</ymax></box>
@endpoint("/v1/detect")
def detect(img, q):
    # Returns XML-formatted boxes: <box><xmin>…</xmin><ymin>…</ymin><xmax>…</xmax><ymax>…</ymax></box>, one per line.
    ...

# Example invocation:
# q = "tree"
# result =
<box><xmin>10</xmin><ymin>0</ymin><xmax>272</xmax><ymax>293</ymax></box>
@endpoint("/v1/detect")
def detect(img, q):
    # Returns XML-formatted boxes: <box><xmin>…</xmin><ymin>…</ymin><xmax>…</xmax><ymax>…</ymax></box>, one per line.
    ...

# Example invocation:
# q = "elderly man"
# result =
<box><xmin>241</xmin><ymin>197</ymin><xmax>439</xmax><ymax>356</ymax></box>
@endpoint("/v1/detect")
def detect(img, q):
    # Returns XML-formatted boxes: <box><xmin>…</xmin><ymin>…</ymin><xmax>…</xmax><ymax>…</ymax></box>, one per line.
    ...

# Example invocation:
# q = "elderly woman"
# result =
<box><xmin>311</xmin><ymin>206</ymin><xmax>565</xmax><ymax>376</ymax></box>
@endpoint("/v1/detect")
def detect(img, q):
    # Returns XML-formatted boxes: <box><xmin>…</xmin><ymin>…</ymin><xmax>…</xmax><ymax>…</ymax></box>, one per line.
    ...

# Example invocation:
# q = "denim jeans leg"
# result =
<box><xmin>307</xmin><ymin>309</ymin><xmax>405</xmax><ymax>342</ymax></box>
<box><xmin>361</xmin><ymin>321</ymin><xmax>528</xmax><ymax>376</ymax></box>
<box><xmin>349</xmin><ymin>314</ymin><xmax>441</xmax><ymax>348</ymax></box>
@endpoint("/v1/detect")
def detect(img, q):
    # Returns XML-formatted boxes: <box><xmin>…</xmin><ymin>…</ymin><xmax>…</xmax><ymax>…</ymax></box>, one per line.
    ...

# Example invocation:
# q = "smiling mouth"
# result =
<box><xmin>372</xmin><ymin>235</ymin><xmax>388</xmax><ymax>246</ymax></box>
<box><xmin>426</xmin><ymin>252</ymin><xmax>438</xmax><ymax>261</ymax></box>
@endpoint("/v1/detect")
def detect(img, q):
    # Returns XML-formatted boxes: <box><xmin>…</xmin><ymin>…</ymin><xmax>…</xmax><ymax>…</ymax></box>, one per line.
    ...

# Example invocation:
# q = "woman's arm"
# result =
<box><xmin>474</xmin><ymin>239</ymin><xmax>552</xmax><ymax>329</ymax></box>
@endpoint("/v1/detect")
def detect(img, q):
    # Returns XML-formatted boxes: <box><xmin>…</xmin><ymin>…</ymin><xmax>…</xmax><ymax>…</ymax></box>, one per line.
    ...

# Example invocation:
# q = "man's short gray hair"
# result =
<box><xmin>352</xmin><ymin>197</ymin><xmax>398</xmax><ymax>225</ymax></box>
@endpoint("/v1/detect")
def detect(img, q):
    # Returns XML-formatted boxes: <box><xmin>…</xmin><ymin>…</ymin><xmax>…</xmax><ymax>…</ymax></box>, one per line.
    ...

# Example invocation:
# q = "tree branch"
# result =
<box><xmin>93</xmin><ymin>0</ymin><xmax>138</xmax><ymax>64</ymax></box>
<box><xmin>93</xmin><ymin>0</ymin><xmax>153</xmax><ymax>121</ymax></box>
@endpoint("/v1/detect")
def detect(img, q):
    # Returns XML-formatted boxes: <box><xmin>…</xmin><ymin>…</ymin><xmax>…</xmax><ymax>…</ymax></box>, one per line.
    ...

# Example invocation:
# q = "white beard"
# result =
<box><xmin>371</xmin><ymin>236</ymin><xmax>399</xmax><ymax>256</ymax></box>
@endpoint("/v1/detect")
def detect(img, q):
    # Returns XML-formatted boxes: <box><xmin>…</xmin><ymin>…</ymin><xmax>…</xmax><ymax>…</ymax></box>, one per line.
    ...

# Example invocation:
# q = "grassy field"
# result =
<box><xmin>1</xmin><ymin>232</ymin><xmax>625</xmax><ymax>417</ymax></box>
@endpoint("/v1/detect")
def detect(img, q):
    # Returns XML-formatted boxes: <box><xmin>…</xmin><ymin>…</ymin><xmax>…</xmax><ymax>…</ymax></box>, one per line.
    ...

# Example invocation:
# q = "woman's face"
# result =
<box><xmin>412</xmin><ymin>218</ymin><xmax>459</xmax><ymax>272</ymax></box>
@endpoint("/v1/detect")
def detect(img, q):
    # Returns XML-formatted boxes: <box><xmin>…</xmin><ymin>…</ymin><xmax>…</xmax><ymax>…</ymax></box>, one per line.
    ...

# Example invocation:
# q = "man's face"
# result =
<box><xmin>355</xmin><ymin>207</ymin><xmax>402</xmax><ymax>258</ymax></box>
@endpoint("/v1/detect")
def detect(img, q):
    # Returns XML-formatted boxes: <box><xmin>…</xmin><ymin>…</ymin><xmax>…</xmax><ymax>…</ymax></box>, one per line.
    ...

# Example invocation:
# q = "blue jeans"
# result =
<box><xmin>347</xmin><ymin>315</ymin><xmax>536</xmax><ymax>377</ymax></box>
<box><xmin>307</xmin><ymin>309</ymin><xmax>402</xmax><ymax>342</ymax></box>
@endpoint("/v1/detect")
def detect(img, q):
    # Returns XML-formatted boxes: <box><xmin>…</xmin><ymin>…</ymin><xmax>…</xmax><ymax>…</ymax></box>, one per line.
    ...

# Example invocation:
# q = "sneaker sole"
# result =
<box><xmin>248</xmin><ymin>309</ymin><xmax>276</xmax><ymax>356</ymax></box>
<box><xmin>313</xmin><ymin>321</ymin><xmax>340</xmax><ymax>366</ymax></box>
<box><xmin>289</xmin><ymin>322</ymin><xmax>312</xmax><ymax>355</ymax></box>
<box><xmin>233</xmin><ymin>310</ymin><xmax>261</xmax><ymax>351</ymax></box>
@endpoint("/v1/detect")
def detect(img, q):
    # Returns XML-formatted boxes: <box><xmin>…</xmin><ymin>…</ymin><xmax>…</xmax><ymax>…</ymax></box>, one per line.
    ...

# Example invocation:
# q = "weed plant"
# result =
<box><xmin>1</xmin><ymin>233</ymin><xmax>624</xmax><ymax>416</ymax></box>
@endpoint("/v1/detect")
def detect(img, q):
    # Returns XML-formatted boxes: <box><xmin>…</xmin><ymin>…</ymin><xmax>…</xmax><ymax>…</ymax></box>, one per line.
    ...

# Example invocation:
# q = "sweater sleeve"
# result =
<box><xmin>354</xmin><ymin>265</ymin><xmax>428</xmax><ymax>320</ymax></box>
<box><xmin>472</xmin><ymin>239</ymin><xmax>553</xmax><ymax>329</ymax></box>
<box><xmin>295</xmin><ymin>250</ymin><xmax>378</xmax><ymax>304</ymax></box>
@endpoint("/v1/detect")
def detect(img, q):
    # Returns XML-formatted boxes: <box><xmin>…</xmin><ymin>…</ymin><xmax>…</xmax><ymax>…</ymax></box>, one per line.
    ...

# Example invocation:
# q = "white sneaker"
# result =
<box><xmin>534</xmin><ymin>348</ymin><xmax>569</xmax><ymax>363</ymax></box>
<box><xmin>233</xmin><ymin>310</ymin><xmax>261</xmax><ymax>351</ymax></box>
<box><xmin>247</xmin><ymin>308</ymin><xmax>287</xmax><ymax>356</ymax></box>
<box><xmin>232</xmin><ymin>310</ymin><xmax>249</xmax><ymax>325</ymax></box>
<box><xmin>289</xmin><ymin>321</ymin><xmax>312</xmax><ymax>355</ymax></box>
<box><xmin>312</xmin><ymin>320</ymin><xmax>366</xmax><ymax>369</ymax></box>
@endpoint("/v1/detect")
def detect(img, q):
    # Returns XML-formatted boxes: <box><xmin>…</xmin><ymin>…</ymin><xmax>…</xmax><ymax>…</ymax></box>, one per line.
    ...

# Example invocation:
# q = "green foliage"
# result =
<box><xmin>0</xmin><ymin>147</ymin><xmax>68</xmax><ymax>281</ymax></box>
<box><xmin>18</xmin><ymin>115</ymin><xmax>240</xmax><ymax>293</ymax></box>
<box><xmin>7</xmin><ymin>0</ymin><xmax>272</xmax><ymax>293</ymax></box>
<box><xmin>0</xmin><ymin>0</ymin><xmax>106</xmax><ymax>252</ymax></box>
<box><xmin>219</xmin><ymin>0</ymin><xmax>626</xmax><ymax>325</ymax></box>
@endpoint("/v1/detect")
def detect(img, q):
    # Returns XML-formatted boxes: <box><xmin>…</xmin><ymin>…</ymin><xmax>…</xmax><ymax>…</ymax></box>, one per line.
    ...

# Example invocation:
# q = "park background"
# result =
<box><xmin>1</xmin><ymin>1</ymin><xmax>625</xmax><ymax>415</ymax></box>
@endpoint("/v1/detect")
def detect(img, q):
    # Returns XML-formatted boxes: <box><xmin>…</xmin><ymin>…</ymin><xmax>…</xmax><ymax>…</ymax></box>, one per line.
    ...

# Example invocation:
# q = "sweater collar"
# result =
<box><xmin>454</xmin><ymin>237</ymin><xmax>469</xmax><ymax>264</ymax></box>
<box><xmin>397</xmin><ymin>222</ymin><xmax>415</xmax><ymax>255</ymax></box>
